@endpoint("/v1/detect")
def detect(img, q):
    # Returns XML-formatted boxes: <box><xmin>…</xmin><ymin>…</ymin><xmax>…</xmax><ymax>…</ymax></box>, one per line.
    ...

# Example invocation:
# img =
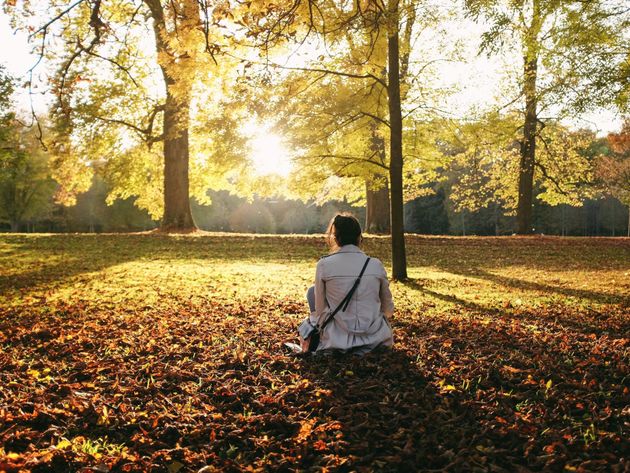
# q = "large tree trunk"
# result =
<box><xmin>516</xmin><ymin>55</ymin><xmax>538</xmax><ymax>235</ymax></box>
<box><xmin>10</xmin><ymin>220</ymin><xmax>19</xmax><ymax>233</ymax></box>
<box><xmin>366</xmin><ymin>120</ymin><xmax>391</xmax><ymax>234</ymax></box>
<box><xmin>387</xmin><ymin>19</ymin><xmax>407</xmax><ymax>280</ymax></box>
<box><xmin>145</xmin><ymin>0</ymin><xmax>196</xmax><ymax>233</ymax></box>
<box><xmin>365</xmin><ymin>176</ymin><xmax>390</xmax><ymax>234</ymax></box>
<box><xmin>516</xmin><ymin>0</ymin><xmax>542</xmax><ymax>236</ymax></box>
<box><xmin>161</xmin><ymin>88</ymin><xmax>195</xmax><ymax>231</ymax></box>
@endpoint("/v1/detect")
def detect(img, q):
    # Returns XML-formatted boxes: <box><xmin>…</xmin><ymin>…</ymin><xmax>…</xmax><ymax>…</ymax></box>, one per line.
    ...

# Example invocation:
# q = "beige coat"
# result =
<box><xmin>309</xmin><ymin>245</ymin><xmax>394</xmax><ymax>352</ymax></box>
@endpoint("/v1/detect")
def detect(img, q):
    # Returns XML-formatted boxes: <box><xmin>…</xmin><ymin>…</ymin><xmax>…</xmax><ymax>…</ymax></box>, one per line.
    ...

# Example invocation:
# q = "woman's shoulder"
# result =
<box><xmin>315</xmin><ymin>252</ymin><xmax>336</xmax><ymax>272</ymax></box>
<box><xmin>367</xmin><ymin>256</ymin><xmax>387</xmax><ymax>275</ymax></box>
<box><xmin>317</xmin><ymin>252</ymin><xmax>335</xmax><ymax>263</ymax></box>
<box><xmin>368</xmin><ymin>255</ymin><xmax>384</xmax><ymax>265</ymax></box>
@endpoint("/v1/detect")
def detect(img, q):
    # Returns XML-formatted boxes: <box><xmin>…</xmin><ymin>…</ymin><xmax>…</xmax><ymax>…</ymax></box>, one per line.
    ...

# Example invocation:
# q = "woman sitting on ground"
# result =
<box><xmin>300</xmin><ymin>213</ymin><xmax>394</xmax><ymax>354</ymax></box>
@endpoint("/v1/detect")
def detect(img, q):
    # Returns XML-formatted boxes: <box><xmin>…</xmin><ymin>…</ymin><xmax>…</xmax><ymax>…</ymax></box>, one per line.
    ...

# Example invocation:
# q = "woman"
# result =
<box><xmin>299</xmin><ymin>213</ymin><xmax>394</xmax><ymax>354</ymax></box>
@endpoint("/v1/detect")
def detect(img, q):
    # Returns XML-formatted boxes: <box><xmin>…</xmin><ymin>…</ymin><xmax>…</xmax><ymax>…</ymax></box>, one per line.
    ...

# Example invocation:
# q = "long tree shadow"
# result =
<box><xmin>0</xmin><ymin>235</ymin><xmax>154</xmax><ymax>297</ymax></box>
<box><xmin>403</xmin><ymin>278</ymin><xmax>629</xmax><ymax>338</ymax></box>
<box><xmin>403</xmin><ymin>235</ymin><xmax>630</xmax><ymax>273</ymax></box>
<box><xmin>0</xmin><ymin>234</ymin><xmax>324</xmax><ymax>299</ymax></box>
<box><xmin>409</xmin><ymin>238</ymin><xmax>630</xmax><ymax>307</ymax></box>
<box><xmin>403</xmin><ymin>278</ymin><xmax>496</xmax><ymax>314</ymax></box>
<box><xmin>457</xmin><ymin>267</ymin><xmax>628</xmax><ymax>306</ymax></box>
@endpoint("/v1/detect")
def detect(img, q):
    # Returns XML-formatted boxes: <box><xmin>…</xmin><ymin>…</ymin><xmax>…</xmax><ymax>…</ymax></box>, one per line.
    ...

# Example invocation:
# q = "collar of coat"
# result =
<box><xmin>335</xmin><ymin>244</ymin><xmax>364</xmax><ymax>254</ymax></box>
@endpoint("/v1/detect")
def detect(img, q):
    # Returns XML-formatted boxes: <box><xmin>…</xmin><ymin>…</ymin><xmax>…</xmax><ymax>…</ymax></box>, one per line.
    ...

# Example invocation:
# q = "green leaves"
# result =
<box><xmin>442</xmin><ymin>114</ymin><xmax>600</xmax><ymax>213</ymax></box>
<box><xmin>0</xmin><ymin>122</ymin><xmax>57</xmax><ymax>228</ymax></box>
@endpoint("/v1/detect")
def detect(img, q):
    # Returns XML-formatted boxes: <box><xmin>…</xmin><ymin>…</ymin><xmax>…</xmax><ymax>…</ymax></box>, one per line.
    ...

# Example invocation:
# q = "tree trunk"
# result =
<box><xmin>595</xmin><ymin>202</ymin><xmax>600</xmax><ymax>236</ymax></box>
<box><xmin>583</xmin><ymin>207</ymin><xmax>587</xmax><ymax>236</ymax></box>
<box><xmin>387</xmin><ymin>20</ymin><xmax>407</xmax><ymax>280</ymax></box>
<box><xmin>145</xmin><ymin>0</ymin><xmax>196</xmax><ymax>233</ymax></box>
<box><xmin>493</xmin><ymin>202</ymin><xmax>499</xmax><ymax>236</ymax></box>
<box><xmin>516</xmin><ymin>55</ymin><xmax>538</xmax><ymax>235</ymax></box>
<box><xmin>10</xmin><ymin>220</ymin><xmax>19</xmax><ymax>232</ymax></box>
<box><xmin>366</xmin><ymin>121</ymin><xmax>391</xmax><ymax>234</ymax></box>
<box><xmin>160</xmin><ymin>89</ymin><xmax>195</xmax><ymax>231</ymax></box>
<box><xmin>366</xmin><ymin>177</ymin><xmax>391</xmax><ymax>234</ymax></box>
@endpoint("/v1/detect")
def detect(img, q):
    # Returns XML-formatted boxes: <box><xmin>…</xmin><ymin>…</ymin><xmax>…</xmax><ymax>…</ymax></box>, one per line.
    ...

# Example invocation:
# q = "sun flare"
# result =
<box><xmin>245</xmin><ymin>122</ymin><xmax>293</xmax><ymax>177</ymax></box>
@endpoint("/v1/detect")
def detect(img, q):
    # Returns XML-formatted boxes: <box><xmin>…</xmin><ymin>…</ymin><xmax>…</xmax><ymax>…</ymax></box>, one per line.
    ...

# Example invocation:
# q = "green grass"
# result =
<box><xmin>2</xmin><ymin>233</ymin><xmax>627</xmax><ymax>309</ymax></box>
<box><xmin>0</xmin><ymin>233</ymin><xmax>628</xmax><ymax>472</ymax></box>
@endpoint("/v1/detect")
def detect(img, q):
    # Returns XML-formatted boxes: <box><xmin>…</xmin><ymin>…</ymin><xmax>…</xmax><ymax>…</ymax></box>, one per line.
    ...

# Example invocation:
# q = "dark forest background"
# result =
<box><xmin>4</xmin><ymin>175</ymin><xmax>626</xmax><ymax>236</ymax></box>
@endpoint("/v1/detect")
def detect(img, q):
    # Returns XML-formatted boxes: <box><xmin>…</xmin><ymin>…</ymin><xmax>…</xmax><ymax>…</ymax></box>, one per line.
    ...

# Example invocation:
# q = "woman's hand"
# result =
<box><xmin>300</xmin><ymin>337</ymin><xmax>310</xmax><ymax>352</ymax></box>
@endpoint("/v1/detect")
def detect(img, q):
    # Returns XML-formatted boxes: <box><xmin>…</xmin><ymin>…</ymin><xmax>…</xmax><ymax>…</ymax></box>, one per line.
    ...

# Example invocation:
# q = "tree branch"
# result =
<box><xmin>359</xmin><ymin>111</ymin><xmax>390</xmax><ymax>128</ymax></box>
<box><xmin>534</xmin><ymin>161</ymin><xmax>568</xmax><ymax>195</ymax></box>
<box><xmin>29</xmin><ymin>0</ymin><xmax>88</xmax><ymax>39</ymax></box>
<box><xmin>227</xmin><ymin>52</ymin><xmax>388</xmax><ymax>89</ymax></box>
<box><xmin>78</xmin><ymin>46</ymin><xmax>140</xmax><ymax>87</ymax></box>
<box><xmin>92</xmin><ymin>104</ymin><xmax>165</xmax><ymax>144</ymax></box>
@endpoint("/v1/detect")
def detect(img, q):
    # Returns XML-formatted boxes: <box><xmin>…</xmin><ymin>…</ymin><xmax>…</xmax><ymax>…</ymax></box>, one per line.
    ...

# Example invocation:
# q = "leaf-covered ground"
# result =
<box><xmin>0</xmin><ymin>234</ymin><xmax>628</xmax><ymax>472</ymax></box>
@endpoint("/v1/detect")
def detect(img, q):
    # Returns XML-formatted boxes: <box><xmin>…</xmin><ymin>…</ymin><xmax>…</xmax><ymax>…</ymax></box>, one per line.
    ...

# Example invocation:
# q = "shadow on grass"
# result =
<box><xmin>0</xmin><ymin>234</ymin><xmax>324</xmax><ymax>298</ymax></box>
<box><xmin>0</xmin><ymin>236</ymin><xmax>148</xmax><ymax>296</ymax></box>
<box><xmin>405</xmin><ymin>239</ymin><xmax>630</xmax><ymax>306</ymax></box>
<box><xmin>2</xmin><ymin>234</ymin><xmax>628</xmax><ymax>309</ymax></box>
<box><xmin>403</xmin><ymin>278</ymin><xmax>629</xmax><ymax>337</ymax></box>
<box><xmin>403</xmin><ymin>278</ymin><xmax>495</xmax><ymax>314</ymax></box>
<box><xmin>404</xmin><ymin>235</ymin><xmax>630</xmax><ymax>273</ymax></box>
<box><xmin>446</xmin><ymin>267</ymin><xmax>628</xmax><ymax>306</ymax></box>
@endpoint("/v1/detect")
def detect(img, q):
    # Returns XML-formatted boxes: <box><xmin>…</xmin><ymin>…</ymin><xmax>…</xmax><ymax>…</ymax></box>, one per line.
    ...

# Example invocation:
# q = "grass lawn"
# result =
<box><xmin>0</xmin><ymin>234</ymin><xmax>628</xmax><ymax>472</ymax></box>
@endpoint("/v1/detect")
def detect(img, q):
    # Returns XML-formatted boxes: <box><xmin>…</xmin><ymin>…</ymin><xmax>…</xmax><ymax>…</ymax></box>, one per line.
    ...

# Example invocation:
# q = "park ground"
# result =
<box><xmin>0</xmin><ymin>234</ymin><xmax>628</xmax><ymax>472</ymax></box>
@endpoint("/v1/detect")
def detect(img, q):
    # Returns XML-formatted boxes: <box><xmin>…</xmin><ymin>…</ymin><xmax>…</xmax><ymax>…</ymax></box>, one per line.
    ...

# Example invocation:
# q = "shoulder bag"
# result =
<box><xmin>298</xmin><ymin>257</ymin><xmax>371</xmax><ymax>352</ymax></box>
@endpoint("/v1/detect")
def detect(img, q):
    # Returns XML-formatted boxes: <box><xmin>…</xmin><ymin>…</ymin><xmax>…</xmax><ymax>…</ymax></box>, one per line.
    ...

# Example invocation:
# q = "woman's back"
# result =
<box><xmin>313</xmin><ymin>244</ymin><xmax>394</xmax><ymax>352</ymax></box>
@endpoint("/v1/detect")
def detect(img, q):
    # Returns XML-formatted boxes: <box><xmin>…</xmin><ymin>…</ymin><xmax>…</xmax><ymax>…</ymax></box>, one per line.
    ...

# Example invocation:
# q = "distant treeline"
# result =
<box><xmin>2</xmin><ymin>176</ymin><xmax>627</xmax><ymax>237</ymax></box>
<box><xmin>406</xmin><ymin>189</ymin><xmax>629</xmax><ymax>237</ymax></box>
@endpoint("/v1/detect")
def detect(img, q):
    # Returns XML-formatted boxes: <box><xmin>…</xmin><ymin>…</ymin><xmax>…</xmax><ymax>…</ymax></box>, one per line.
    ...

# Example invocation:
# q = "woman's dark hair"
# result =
<box><xmin>326</xmin><ymin>213</ymin><xmax>362</xmax><ymax>249</ymax></box>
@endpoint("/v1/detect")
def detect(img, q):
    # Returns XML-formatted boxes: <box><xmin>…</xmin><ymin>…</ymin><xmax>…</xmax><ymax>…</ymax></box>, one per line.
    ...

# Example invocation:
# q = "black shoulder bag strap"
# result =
<box><xmin>319</xmin><ymin>257</ymin><xmax>371</xmax><ymax>331</ymax></box>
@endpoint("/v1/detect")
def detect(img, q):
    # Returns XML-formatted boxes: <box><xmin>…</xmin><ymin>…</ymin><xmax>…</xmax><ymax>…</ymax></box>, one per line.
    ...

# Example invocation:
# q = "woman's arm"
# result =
<box><xmin>379</xmin><ymin>264</ymin><xmax>395</xmax><ymax>318</ymax></box>
<box><xmin>301</xmin><ymin>262</ymin><xmax>326</xmax><ymax>350</ymax></box>
<box><xmin>312</xmin><ymin>260</ymin><xmax>327</xmax><ymax>325</ymax></box>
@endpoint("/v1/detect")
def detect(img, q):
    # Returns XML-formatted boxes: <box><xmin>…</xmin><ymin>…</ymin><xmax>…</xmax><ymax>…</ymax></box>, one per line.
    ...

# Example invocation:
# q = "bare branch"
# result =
<box><xmin>78</xmin><ymin>46</ymin><xmax>140</xmax><ymax>87</ymax></box>
<box><xmin>29</xmin><ymin>0</ymin><xmax>87</xmax><ymax>39</ymax></box>
<box><xmin>227</xmin><ymin>52</ymin><xmax>388</xmax><ymax>89</ymax></box>
<box><xmin>92</xmin><ymin>104</ymin><xmax>165</xmax><ymax>144</ymax></box>
<box><xmin>93</xmin><ymin>115</ymin><xmax>146</xmax><ymax>135</ymax></box>
<box><xmin>534</xmin><ymin>160</ymin><xmax>568</xmax><ymax>195</ymax></box>
<box><xmin>359</xmin><ymin>111</ymin><xmax>390</xmax><ymax>128</ymax></box>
